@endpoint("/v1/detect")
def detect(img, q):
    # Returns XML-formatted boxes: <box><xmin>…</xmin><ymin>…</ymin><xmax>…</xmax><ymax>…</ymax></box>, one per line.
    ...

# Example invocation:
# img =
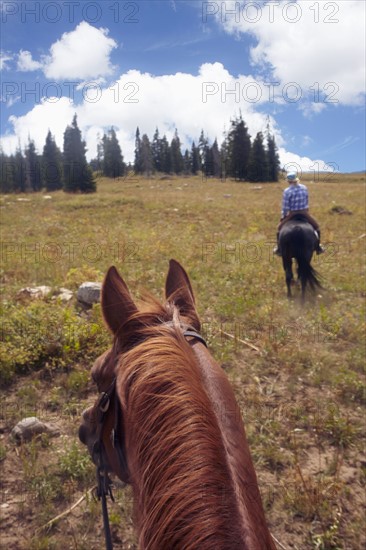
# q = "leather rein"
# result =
<box><xmin>92</xmin><ymin>328</ymin><xmax>207</xmax><ymax>550</ymax></box>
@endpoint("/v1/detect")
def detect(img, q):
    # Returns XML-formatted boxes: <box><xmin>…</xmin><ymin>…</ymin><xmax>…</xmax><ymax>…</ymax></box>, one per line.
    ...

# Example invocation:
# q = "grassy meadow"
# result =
<box><xmin>0</xmin><ymin>173</ymin><xmax>365</xmax><ymax>549</ymax></box>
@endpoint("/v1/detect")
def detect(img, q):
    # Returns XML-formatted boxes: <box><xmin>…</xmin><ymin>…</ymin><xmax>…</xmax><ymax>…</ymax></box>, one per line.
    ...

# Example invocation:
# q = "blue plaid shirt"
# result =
<box><xmin>281</xmin><ymin>183</ymin><xmax>309</xmax><ymax>218</ymax></box>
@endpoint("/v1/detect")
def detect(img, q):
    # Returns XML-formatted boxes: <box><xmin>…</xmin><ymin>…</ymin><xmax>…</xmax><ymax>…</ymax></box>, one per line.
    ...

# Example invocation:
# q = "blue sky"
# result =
<box><xmin>1</xmin><ymin>0</ymin><xmax>365</xmax><ymax>172</ymax></box>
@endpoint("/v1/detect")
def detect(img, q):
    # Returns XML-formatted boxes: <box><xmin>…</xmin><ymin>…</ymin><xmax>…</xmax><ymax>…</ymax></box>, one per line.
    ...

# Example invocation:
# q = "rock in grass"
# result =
<box><xmin>77</xmin><ymin>282</ymin><xmax>101</xmax><ymax>307</ymax></box>
<box><xmin>11</xmin><ymin>417</ymin><xmax>60</xmax><ymax>443</ymax></box>
<box><xmin>56</xmin><ymin>287</ymin><xmax>73</xmax><ymax>302</ymax></box>
<box><xmin>17</xmin><ymin>286</ymin><xmax>73</xmax><ymax>302</ymax></box>
<box><xmin>17</xmin><ymin>286</ymin><xmax>52</xmax><ymax>300</ymax></box>
<box><xmin>329</xmin><ymin>205</ymin><xmax>352</xmax><ymax>215</ymax></box>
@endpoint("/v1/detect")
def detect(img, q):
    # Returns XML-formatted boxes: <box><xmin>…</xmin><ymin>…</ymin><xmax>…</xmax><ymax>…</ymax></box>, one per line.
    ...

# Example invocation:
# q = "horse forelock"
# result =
<box><xmin>109</xmin><ymin>300</ymin><xmax>248</xmax><ymax>548</ymax></box>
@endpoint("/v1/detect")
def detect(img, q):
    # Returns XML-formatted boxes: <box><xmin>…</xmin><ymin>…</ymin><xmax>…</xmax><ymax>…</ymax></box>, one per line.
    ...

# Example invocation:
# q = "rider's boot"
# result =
<box><xmin>315</xmin><ymin>229</ymin><xmax>325</xmax><ymax>254</ymax></box>
<box><xmin>273</xmin><ymin>232</ymin><xmax>281</xmax><ymax>256</ymax></box>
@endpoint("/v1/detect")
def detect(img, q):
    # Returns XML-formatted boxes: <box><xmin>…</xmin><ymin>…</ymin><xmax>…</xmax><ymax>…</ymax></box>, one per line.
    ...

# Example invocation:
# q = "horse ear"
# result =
<box><xmin>165</xmin><ymin>259</ymin><xmax>200</xmax><ymax>330</ymax></box>
<box><xmin>101</xmin><ymin>266</ymin><xmax>138</xmax><ymax>335</ymax></box>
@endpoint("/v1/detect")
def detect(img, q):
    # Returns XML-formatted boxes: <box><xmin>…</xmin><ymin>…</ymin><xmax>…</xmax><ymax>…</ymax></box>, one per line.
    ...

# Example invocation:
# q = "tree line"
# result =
<box><xmin>131</xmin><ymin>114</ymin><xmax>280</xmax><ymax>182</ymax></box>
<box><xmin>0</xmin><ymin>115</ymin><xmax>96</xmax><ymax>194</ymax></box>
<box><xmin>0</xmin><ymin>113</ymin><xmax>280</xmax><ymax>193</ymax></box>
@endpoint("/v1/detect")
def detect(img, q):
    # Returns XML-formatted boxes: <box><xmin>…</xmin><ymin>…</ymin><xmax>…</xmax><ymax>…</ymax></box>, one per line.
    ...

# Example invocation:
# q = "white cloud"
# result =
<box><xmin>9</xmin><ymin>23</ymin><xmax>117</xmax><ymax>80</ymax></box>
<box><xmin>0</xmin><ymin>51</ymin><xmax>13</xmax><ymax>71</ymax></box>
<box><xmin>0</xmin><ymin>63</ymin><xmax>331</xmax><ymax>171</ymax></box>
<box><xmin>278</xmin><ymin>148</ymin><xmax>337</xmax><ymax>175</ymax></box>
<box><xmin>301</xmin><ymin>135</ymin><xmax>313</xmax><ymax>147</ymax></box>
<box><xmin>318</xmin><ymin>136</ymin><xmax>360</xmax><ymax>157</ymax></box>
<box><xmin>6</xmin><ymin>95</ymin><xmax>21</xmax><ymax>108</ymax></box>
<box><xmin>299</xmin><ymin>102</ymin><xmax>326</xmax><ymax>118</ymax></box>
<box><xmin>77</xmin><ymin>63</ymin><xmax>284</xmax><ymax>160</ymax></box>
<box><xmin>17</xmin><ymin>50</ymin><xmax>43</xmax><ymax>72</ymax></box>
<box><xmin>1</xmin><ymin>98</ymin><xmax>76</xmax><ymax>155</ymax></box>
<box><xmin>76</xmin><ymin>77</ymin><xmax>107</xmax><ymax>91</ymax></box>
<box><xmin>43</xmin><ymin>22</ymin><xmax>117</xmax><ymax>80</ymax></box>
<box><xmin>218</xmin><ymin>0</ymin><xmax>365</xmax><ymax>107</ymax></box>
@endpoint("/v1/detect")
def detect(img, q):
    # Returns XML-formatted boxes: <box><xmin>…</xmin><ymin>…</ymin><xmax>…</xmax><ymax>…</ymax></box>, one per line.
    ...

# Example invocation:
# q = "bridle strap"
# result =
<box><xmin>96</xmin><ymin>465</ymin><xmax>114</xmax><ymax>550</ymax></box>
<box><xmin>183</xmin><ymin>329</ymin><xmax>208</xmax><ymax>347</ymax></box>
<box><xmin>101</xmin><ymin>490</ymin><xmax>113</xmax><ymax>550</ymax></box>
<box><xmin>93</xmin><ymin>378</ymin><xmax>117</xmax><ymax>550</ymax></box>
<box><xmin>111</xmin><ymin>390</ymin><xmax>129</xmax><ymax>477</ymax></box>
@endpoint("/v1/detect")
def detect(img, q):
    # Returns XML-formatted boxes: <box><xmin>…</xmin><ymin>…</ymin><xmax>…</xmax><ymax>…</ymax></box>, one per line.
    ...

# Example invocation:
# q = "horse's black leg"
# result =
<box><xmin>283</xmin><ymin>256</ymin><xmax>293</xmax><ymax>298</ymax></box>
<box><xmin>287</xmin><ymin>266</ymin><xmax>294</xmax><ymax>298</ymax></box>
<box><xmin>300</xmin><ymin>251</ymin><xmax>313</xmax><ymax>304</ymax></box>
<box><xmin>301</xmin><ymin>280</ymin><xmax>306</xmax><ymax>304</ymax></box>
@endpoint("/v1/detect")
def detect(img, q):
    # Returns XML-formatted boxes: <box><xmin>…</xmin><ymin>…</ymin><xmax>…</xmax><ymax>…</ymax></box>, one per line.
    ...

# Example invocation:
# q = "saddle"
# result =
<box><xmin>276</xmin><ymin>210</ymin><xmax>324</xmax><ymax>257</ymax></box>
<box><xmin>284</xmin><ymin>212</ymin><xmax>312</xmax><ymax>225</ymax></box>
<box><xmin>280</xmin><ymin>213</ymin><xmax>321</xmax><ymax>251</ymax></box>
<box><xmin>281</xmin><ymin>212</ymin><xmax>319</xmax><ymax>238</ymax></box>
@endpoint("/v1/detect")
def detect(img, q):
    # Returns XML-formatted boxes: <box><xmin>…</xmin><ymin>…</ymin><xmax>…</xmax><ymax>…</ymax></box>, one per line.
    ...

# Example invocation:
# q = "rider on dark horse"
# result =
<box><xmin>274</xmin><ymin>172</ymin><xmax>325</xmax><ymax>256</ymax></box>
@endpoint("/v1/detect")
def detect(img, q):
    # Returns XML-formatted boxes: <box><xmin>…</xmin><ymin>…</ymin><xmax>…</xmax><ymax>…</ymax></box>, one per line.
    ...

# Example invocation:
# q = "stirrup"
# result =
<box><xmin>316</xmin><ymin>244</ymin><xmax>325</xmax><ymax>255</ymax></box>
<box><xmin>273</xmin><ymin>246</ymin><xmax>281</xmax><ymax>256</ymax></box>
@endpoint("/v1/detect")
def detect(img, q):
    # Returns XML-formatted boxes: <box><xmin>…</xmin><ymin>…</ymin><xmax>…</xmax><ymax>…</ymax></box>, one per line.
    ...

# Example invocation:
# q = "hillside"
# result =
<box><xmin>0</xmin><ymin>174</ymin><xmax>365</xmax><ymax>549</ymax></box>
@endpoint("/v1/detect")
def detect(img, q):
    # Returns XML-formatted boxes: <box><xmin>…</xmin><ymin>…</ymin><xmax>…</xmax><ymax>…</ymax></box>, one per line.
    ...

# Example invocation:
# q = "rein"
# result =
<box><xmin>92</xmin><ymin>379</ymin><xmax>118</xmax><ymax>550</ymax></box>
<box><xmin>93</xmin><ymin>327</ymin><xmax>207</xmax><ymax>550</ymax></box>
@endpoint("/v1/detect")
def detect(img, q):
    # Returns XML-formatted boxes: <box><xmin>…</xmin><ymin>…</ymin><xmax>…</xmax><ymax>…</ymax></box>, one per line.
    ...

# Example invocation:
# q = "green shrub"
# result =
<box><xmin>64</xmin><ymin>265</ymin><xmax>103</xmax><ymax>290</ymax></box>
<box><xmin>58</xmin><ymin>441</ymin><xmax>94</xmax><ymax>483</ymax></box>
<box><xmin>0</xmin><ymin>301</ymin><xmax>109</xmax><ymax>386</ymax></box>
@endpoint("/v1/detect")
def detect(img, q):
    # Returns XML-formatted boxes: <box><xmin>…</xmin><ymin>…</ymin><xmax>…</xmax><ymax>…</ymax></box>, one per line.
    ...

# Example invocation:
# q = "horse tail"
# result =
<box><xmin>297</xmin><ymin>253</ymin><xmax>322</xmax><ymax>291</ymax></box>
<box><xmin>288</xmin><ymin>227</ymin><xmax>321</xmax><ymax>293</ymax></box>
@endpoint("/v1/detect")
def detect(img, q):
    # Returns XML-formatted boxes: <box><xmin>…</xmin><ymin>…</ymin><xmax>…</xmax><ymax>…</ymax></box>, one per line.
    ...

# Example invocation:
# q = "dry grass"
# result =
<box><xmin>0</xmin><ymin>173</ymin><xmax>365</xmax><ymax>549</ymax></box>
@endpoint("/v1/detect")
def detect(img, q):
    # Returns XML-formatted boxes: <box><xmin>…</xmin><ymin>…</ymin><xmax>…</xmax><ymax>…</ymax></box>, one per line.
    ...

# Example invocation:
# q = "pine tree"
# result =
<box><xmin>170</xmin><ymin>129</ymin><xmax>184</xmax><ymax>174</ymax></box>
<box><xmin>211</xmin><ymin>139</ymin><xmax>221</xmax><ymax>178</ymax></box>
<box><xmin>89</xmin><ymin>133</ymin><xmax>104</xmax><ymax>173</ymax></box>
<box><xmin>247</xmin><ymin>132</ymin><xmax>269</xmax><ymax>182</ymax></box>
<box><xmin>63</xmin><ymin>115</ymin><xmax>96</xmax><ymax>192</ymax></box>
<box><xmin>190</xmin><ymin>141</ymin><xmax>200</xmax><ymax>175</ymax></box>
<box><xmin>134</xmin><ymin>127</ymin><xmax>142</xmax><ymax>174</ymax></box>
<box><xmin>42</xmin><ymin>130</ymin><xmax>63</xmax><ymax>191</ymax></box>
<box><xmin>267</xmin><ymin>133</ymin><xmax>280</xmax><ymax>182</ymax></box>
<box><xmin>89</xmin><ymin>145</ymin><xmax>100</xmax><ymax>172</ymax></box>
<box><xmin>14</xmin><ymin>146</ymin><xmax>26</xmax><ymax>192</ymax></box>
<box><xmin>205</xmin><ymin>147</ymin><xmax>213</xmax><ymax>177</ymax></box>
<box><xmin>198</xmin><ymin>130</ymin><xmax>210</xmax><ymax>176</ymax></box>
<box><xmin>151</xmin><ymin>127</ymin><xmax>162</xmax><ymax>173</ymax></box>
<box><xmin>102</xmin><ymin>127</ymin><xmax>125</xmax><ymax>178</ymax></box>
<box><xmin>0</xmin><ymin>148</ymin><xmax>16</xmax><ymax>193</ymax></box>
<box><xmin>183</xmin><ymin>149</ymin><xmax>191</xmax><ymax>175</ymax></box>
<box><xmin>0</xmin><ymin>148</ymin><xmax>7</xmax><ymax>193</ymax></box>
<box><xmin>220</xmin><ymin>136</ymin><xmax>228</xmax><ymax>180</ymax></box>
<box><xmin>160</xmin><ymin>135</ymin><xmax>171</xmax><ymax>174</ymax></box>
<box><xmin>24</xmin><ymin>139</ymin><xmax>42</xmax><ymax>191</ymax></box>
<box><xmin>198</xmin><ymin>130</ymin><xmax>207</xmax><ymax>172</ymax></box>
<box><xmin>140</xmin><ymin>134</ymin><xmax>153</xmax><ymax>176</ymax></box>
<box><xmin>227</xmin><ymin>115</ymin><xmax>251</xmax><ymax>181</ymax></box>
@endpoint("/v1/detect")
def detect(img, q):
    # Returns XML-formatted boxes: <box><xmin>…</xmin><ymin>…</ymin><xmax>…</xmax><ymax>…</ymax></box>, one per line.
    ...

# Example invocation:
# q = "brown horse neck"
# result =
<box><xmin>191</xmin><ymin>343</ymin><xmax>277</xmax><ymax>549</ymax></box>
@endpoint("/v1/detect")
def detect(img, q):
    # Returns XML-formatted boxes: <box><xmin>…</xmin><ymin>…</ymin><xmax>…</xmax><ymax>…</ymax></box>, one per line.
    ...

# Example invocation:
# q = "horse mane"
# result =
<box><xmin>115</xmin><ymin>297</ymin><xmax>246</xmax><ymax>549</ymax></box>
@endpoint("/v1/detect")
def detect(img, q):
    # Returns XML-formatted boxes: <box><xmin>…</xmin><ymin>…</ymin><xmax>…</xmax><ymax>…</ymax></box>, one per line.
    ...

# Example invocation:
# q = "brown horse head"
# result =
<box><xmin>79</xmin><ymin>260</ymin><xmax>276</xmax><ymax>549</ymax></box>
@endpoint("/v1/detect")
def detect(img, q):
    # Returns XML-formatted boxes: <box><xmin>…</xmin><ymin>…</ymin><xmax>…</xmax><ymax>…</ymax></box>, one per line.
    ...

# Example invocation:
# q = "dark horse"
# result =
<box><xmin>279</xmin><ymin>215</ymin><xmax>322</xmax><ymax>301</ymax></box>
<box><xmin>79</xmin><ymin>260</ymin><xmax>277</xmax><ymax>549</ymax></box>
